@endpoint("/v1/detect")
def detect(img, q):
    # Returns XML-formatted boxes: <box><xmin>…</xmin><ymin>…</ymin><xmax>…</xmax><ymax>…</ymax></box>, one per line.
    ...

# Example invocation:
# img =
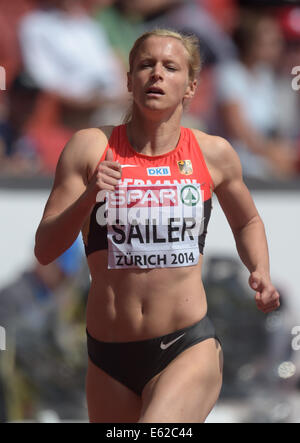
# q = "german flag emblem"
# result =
<box><xmin>177</xmin><ymin>160</ymin><xmax>193</xmax><ymax>175</ymax></box>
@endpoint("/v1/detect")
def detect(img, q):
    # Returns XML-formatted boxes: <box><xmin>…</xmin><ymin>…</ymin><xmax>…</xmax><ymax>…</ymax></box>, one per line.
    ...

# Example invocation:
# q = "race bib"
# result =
<box><xmin>97</xmin><ymin>183</ymin><xmax>205</xmax><ymax>269</ymax></box>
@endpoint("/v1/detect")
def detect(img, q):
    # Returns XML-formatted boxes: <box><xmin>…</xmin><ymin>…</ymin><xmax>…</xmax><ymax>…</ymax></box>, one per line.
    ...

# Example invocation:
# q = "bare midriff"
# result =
<box><xmin>85</xmin><ymin>251</ymin><xmax>207</xmax><ymax>343</ymax></box>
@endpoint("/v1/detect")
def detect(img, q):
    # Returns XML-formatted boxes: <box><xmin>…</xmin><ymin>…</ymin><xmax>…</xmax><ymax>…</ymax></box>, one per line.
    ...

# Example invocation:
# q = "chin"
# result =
<box><xmin>136</xmin><ymin>99</ymin><xmax>176</xmax><ymax>116</ymax></box>
<box><xmin>141</xmin><ymin>102</ymin><xmax>166</xmax><ymax>113</ymax></box>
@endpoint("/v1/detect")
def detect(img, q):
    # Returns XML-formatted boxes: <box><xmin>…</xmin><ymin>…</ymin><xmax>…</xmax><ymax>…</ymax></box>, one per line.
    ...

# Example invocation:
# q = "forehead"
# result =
<box><xmin>136</xmin><ymin>36</ymin><xmax>188</xmax><ymax>62</ymax></box>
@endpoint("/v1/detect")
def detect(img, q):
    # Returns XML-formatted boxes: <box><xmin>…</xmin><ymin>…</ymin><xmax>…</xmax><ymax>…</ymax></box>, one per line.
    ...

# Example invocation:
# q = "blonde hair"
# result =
<box><xmin>123</xmin><ymin>28</ymin><xmax>202</xmax><ymax>123</ymax></box>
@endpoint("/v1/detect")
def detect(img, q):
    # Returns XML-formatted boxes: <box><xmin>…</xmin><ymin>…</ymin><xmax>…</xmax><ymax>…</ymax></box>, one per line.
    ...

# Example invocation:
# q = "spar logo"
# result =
<box><xmin>180</xmin><ymin>185</ymin><xmax>200</xmax><ymax>206</ymax></box>
<box><xmin>109</xmin><ymin>185</ymin><xmax>178</xmax><ymax>208</ymax></box>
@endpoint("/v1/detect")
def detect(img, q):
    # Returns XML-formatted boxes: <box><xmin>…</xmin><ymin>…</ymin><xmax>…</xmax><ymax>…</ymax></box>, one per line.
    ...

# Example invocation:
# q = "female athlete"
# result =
<box><xmin>34</xmin><ymin>29</ymin><xmax>280</xmax><ymax>423</ymax></box>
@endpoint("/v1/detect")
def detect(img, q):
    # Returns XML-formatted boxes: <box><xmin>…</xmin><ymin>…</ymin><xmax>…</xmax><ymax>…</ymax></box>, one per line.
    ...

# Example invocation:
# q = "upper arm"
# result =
<box><xmin>40</xmin><ymin>128</ymin><xmax>107</xmax><ymax>222</ymax></box>
<box><xmin>212</xmin><ymin>138</ymin><xmax>259</xmax><ymax>232</ymax></box>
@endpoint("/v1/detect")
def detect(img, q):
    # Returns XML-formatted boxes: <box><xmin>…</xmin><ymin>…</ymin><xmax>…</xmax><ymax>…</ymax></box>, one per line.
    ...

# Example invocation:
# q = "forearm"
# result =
<box><xmin>35</xmin><ymin>189</ymin><xmax>95</xmax><ymax>265</ymax></box>
<box><xmin>233</xmin><ymin>216</ymin><xmax>270</xmax><ymax>278</ymax></box>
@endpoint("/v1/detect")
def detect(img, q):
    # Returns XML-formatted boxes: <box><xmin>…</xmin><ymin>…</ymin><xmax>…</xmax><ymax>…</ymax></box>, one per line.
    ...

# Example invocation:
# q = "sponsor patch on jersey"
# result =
<box><xmin>147</xmin><ymin>166</ymin><xmax>171</xmax><ymax>176</ymax></box>
<box><xmin>177</xmin><ymin>160</ymin><xmax>193</xmax><ymax>175</ymax></box>
<box><xmin>180</xmin><ymin>185</ymin><xmax>200</xmax><ymax>206</ymax></box>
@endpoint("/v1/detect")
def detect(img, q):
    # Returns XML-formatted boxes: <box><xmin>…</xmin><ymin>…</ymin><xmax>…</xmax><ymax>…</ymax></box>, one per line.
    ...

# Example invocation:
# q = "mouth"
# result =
<box><xmin>145</xmin><ymin>86</ymin><xmax>165</xmax><ymax>96</ymax></box>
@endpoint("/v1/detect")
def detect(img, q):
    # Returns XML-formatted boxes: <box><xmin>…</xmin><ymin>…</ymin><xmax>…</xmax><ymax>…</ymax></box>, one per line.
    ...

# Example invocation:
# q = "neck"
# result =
<box><xmin>127</xmin><ymin>107</ymin><xmax>183</xmax><ymax>156</ymax></box>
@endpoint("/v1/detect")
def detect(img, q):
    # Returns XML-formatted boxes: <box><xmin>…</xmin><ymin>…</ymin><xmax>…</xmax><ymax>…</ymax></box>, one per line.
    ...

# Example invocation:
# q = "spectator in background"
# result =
<box><xmin>0</xmin><ymin>236</ymin><xmax>84</xmax><ymax>343</ymax></box>
<box><xmin>94</xmin><ymin>0</ymin><xmax>144</xmax><ymax>69</ymax></box>
<box><xmin>18</xmin><ymin>0</ymin><xmax>129</xmax><ymax>136</ymax></box>
<box><xmin>0</xmin><ymin>73</ymin><xmax>74</xmax><ymax>176</ymax></box>
<box><xmin>214</xmin><ymin>10</ymin><xmax>298</xmax><ymax>180</ymax></box>
<box><xmin>8</xmin><ymin>0</ymin><xmax>131</xmax><ymax>175</ymax></box>
<box><xmin>0</xmin><ymin>74</ymin><xmax>41</xmax><ymax>175</ymax></box>
<box><xmin>0</xmin><ymin>0</ymin><xmax>37</xmax><ymax>91</ymax></box>
<box><xmin>19</xmin><ymin>0</ymin><xmax>127</xmax><ymax>107</ymax></box>
<box><xmin>198</xmin><ymin>0</ymin><xmax>238</xmax><ymax>34</ymax></box>
<box><xmin>128</xmin><ymin>0</ymin><xmax>237</xmax><ymax>66</ymax></box>
<box><xmin>0</xmin><ymin>237</ymin><xmax>87</xmax><ymax>422</ymax></box>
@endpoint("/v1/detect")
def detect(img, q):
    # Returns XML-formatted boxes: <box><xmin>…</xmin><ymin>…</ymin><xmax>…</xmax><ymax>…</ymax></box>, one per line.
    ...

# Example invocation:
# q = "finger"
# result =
<box><xmin>261</xmin><ymin>287</ymin><xmax>278</xmax><ymax>305</ymax></box>
<box><xmin>256</xmin><ymin>293</ymin><xmax>279</xmax><ymax>306</ymax></box>
<box><xmin>105</xmin><ymin>148</ymin><xmax>114</xmax><ymax>162</ymax></box>
<box><xmin>103</xmin><ymin>149</ymin><xmax>122</xmax><ymax>172</ymax></box>
<box><xmin>256</xmin><ymin>298</ymin><xmax>280</xmax><ymax>311</ymax></box>
<box><xmin>257</xmin><ymin>301</ymin><xmax>280</xmax><ymax>311</ymax></box>
<box><xmin>98</xmin><ymin>164</ymin><xmax>122</xmax><ymax>179</ymax></box>
<box><xmin>99</xmin><ymin>175</ymin><xmax>120</xmax><ymax>188</ymax></box>
<box><xmin>96</xmin><ymin>181</ymin><xmax>116</xmax><ymax>192</ymax></box>
<box><xmin>101</xmin><ymin>185</ymin><xmax>115</xmax><ymax>192</ymax></box>
<box><xmin>255</xmin><ymin>291</ymin><xmax>262</xmax><ymax>302</ymax></box>
<box><xmin>271</xmin><ymin>291</ymin><xmax>280</xmax><ymax>302</ymax></box>
<box><xmin>102</xmin><ymin>162</ymin><xmax>122</xmax><ymax>173</ymax></box>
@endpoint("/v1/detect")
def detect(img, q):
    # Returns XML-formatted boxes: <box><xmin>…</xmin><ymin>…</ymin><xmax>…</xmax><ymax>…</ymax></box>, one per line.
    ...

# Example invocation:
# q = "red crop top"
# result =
<box><xmin>81</xmin><ymin>124</ymin><xmax>214</xmax><ymax>269</ymax></box>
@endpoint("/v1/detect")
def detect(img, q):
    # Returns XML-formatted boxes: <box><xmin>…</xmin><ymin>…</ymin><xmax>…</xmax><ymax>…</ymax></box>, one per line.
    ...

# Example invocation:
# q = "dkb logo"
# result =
<box><xmin>0</xmin><ymin>66</ymin><xmax>6</xmax><ymax>91</ymax></box>
<box><xmin>0</xmin><ymin>326</ymin><xmax>5</xmax><ymax>351</ymax></box>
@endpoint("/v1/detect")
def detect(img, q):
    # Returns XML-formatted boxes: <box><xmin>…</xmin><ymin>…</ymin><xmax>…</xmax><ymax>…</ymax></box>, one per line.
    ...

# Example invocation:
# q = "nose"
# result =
<box><xmin>150</xmin><ymin>63</ymin><xmax>163</xmax><ymax>81</ymax></box>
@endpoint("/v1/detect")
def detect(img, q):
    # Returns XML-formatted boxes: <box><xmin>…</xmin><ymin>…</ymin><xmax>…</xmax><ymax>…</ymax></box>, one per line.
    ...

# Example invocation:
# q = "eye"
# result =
<box><xmin>140</xmin><ymin>61</ymin><xmax>153</xmax><ymax>69</ymax></box>
<box><xmin>166</xmin><ymin>66</ymin><xmax>177</xmax><ymax>71</ymax></box>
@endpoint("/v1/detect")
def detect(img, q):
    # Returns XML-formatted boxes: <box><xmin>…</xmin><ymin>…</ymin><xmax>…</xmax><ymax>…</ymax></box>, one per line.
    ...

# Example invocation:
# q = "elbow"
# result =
<box><xmin>34</xmin><ymin>229</ymin><xmax>47</xmax><ymax>265</ymax></box>
<box><xmin>34</xmin><ymin>244</ymin><xmax>52</xmax><ymax>266</ymax></box>
<box><xmin>251</xmin><ymin>214</ymin><xmax>264</xmax><ymax>228</ymax></box>
<box><xmin>232</xmin><ymin>214</ymin><xmax>263</xmax><ymax>236</ymax></box>
<box><xmin>34</xmin><ymin>221</ymin><xmax>62</xmax><ymax>265</ymax></box>
<box><xmin>34</xmin><ymin>231</ymin><xmax>54</xmax><ymax>265</ymax></box>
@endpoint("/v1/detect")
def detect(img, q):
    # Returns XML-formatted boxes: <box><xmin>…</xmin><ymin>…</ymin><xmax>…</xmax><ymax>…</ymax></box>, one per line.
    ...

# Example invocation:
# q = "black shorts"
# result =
<box><xmin>86</xmin><ymin>315</ymin><xmax>221</xmax><ymax>396</ymax></box>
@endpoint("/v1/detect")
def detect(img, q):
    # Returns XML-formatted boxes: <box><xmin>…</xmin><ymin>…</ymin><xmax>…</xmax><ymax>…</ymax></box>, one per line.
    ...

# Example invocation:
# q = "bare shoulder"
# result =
<box><xmin>191</xmin><ymin>129</ymin><xmax>242</xmax><ymax>188</ymax></box>
<box><xmin>191</xmin><ymin>128</ymin><xmax>239</xmax><ymax>167</ymax></box>
<box><xmin>59</xmin><ymin>125</ymin><xmax>115</xmax><ymax>183</ymax></box>
<box><xmin>64</xmin><ymin>125</ymin><xmax>115</xmax><ymax>162</ymax></box>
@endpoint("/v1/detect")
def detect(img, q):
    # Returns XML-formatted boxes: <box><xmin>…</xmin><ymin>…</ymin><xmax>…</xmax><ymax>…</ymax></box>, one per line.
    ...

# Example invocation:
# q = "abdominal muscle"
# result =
<box><xmin>86</xmin><ymin>251</ymin><xmax>207</xmax><ymax>342</ymax></box>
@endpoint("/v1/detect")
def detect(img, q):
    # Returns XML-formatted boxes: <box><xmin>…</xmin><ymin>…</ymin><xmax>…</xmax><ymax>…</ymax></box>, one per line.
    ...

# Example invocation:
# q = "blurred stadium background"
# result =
<box><xmin>0</xmin><ymin>0</ymin><xmax>300</xmax><ymax>423</ymax></box>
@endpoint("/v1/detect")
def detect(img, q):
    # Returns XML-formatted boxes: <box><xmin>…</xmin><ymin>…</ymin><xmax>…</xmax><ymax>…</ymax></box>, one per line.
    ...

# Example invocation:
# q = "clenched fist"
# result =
<box><xmin>249</xmin><ymin>271</ymin><xmax>280</xmax><ymax>314</ymax></box>
<box><xmin>87</xmin><ymin>148</ymin><xmax>122</xmax><ymax>198</ymax></box>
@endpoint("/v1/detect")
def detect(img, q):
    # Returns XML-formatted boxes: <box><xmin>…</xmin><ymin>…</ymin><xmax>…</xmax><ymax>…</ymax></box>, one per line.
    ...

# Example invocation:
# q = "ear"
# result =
<box><xmin>127</xmin><ymin>72</ymin><xmax>132</xmax><ymax>93</ymax></box>
<box><xmin>184</xmin><ymin>79</ymin><xmax>197</xmax><ymax>100</ymax></box>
